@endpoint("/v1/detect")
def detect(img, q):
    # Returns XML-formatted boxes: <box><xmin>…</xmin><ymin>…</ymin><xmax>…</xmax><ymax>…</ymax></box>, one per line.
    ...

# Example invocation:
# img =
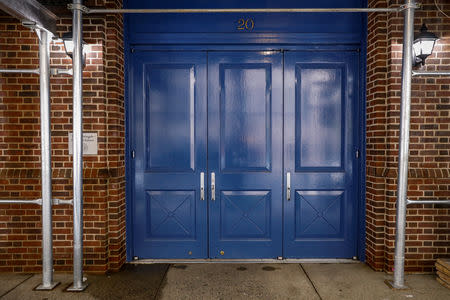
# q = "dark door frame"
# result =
<box><xmin>124</xmin><ymin>43</ymin><xmax>367</xmax><ymax>262</ymax></box>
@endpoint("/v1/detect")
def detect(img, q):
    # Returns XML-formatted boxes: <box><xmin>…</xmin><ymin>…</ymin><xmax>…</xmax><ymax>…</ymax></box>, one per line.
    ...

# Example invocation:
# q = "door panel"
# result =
<box><xmin>132</xmin><ymin>51</ymin><xmax>207</xmax><ymax>258</ymax></box>
<box><xmin>208</xmin><ymin>52</ymin><xmax>283</xmax><ymax>259</ymax></box>
<box><xmin>295</xmin><ymin>65</ymin><xmax>344</xmax><ymax>170</ymax></box>
<box><xmin>284</xmin><ymin>51</ymin><xmax>358</xmax><ymax>258</ymax></box>
<box><xmin>146</xmin><ymin>64</ymin><xmax>196</xmax><ymax>172</ymax></box>
<box><xmin>220</xmin><ymin>64</ymin><xmax>272</xmax><ymax>172</ymax></box>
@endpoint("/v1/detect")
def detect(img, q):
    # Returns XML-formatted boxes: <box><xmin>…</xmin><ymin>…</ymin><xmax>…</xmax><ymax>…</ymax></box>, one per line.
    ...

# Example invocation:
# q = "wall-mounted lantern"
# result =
<box><xmin>62</xmin><ymin>31</ymin><xmax>87</xmax><ymax>67</ymax></box>
<box><xmin>413</xmin><ymin>24</ymin><xmax>438</xmax><ymax>67</ymax></box>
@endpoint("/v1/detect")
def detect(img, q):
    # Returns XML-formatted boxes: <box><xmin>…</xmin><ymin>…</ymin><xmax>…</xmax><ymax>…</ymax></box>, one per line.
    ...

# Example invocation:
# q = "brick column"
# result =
<box><xmin>366</xmin><ymin>0</ymin><xmax>450</xmax><ymax>273</ymax></box>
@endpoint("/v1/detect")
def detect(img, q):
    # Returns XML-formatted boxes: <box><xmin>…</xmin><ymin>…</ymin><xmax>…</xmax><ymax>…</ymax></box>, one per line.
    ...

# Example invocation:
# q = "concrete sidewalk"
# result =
<box><xmin>0</xmin><ymin>263</ymin><xmax>448</xmax><ymax>300</ymax></box>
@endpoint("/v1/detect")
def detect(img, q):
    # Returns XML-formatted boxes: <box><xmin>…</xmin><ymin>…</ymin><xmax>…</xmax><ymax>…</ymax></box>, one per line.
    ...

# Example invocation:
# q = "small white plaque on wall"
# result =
<box><xmin>68</xmin><ymin>132</ymin><xmax>98</xmax><ymax>155</ymax></box>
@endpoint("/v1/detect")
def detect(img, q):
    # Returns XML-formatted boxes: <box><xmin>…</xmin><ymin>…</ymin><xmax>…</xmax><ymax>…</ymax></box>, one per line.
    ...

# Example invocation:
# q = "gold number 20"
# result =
<box><xmin>237</xmin><ymin>18</ymin><xmax>255</xmax><ymax>31</ymax></box>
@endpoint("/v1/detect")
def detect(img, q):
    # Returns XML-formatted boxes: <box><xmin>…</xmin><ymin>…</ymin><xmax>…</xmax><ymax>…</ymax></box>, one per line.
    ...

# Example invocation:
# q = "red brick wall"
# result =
<box><xmin>366</xmin><ymin>0</ymin><xmax>450</xmax><ymax>273</ymax></box>
<box><xmin>0</xmin><ymin>0</ymin><xmax>125</xmax><ymax>273</ymax></box>
<box><xmin>366</xmin><ymin>0</ymin><xmax>389</xmax><ymax>271</ymax></box>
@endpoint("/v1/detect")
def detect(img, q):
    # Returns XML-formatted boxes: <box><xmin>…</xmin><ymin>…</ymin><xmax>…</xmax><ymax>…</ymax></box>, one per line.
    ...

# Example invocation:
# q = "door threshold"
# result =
<box><xmin>129</xmin><ymin>258</ymin><xmax>360</xmax><ymax>264</ymax></box>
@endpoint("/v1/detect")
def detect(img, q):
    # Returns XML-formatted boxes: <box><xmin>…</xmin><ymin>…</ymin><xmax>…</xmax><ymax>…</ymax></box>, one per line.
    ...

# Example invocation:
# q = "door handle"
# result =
<box><xmin>200</xmin><ymin>172</ymin><xmax>205</xmax><ymax>201</ymax></box>
<box><xmin>287</xmin><ymin>172</ymin><xmax>291</xmax><ymax>201</ymax></box>
<box><xmin>211</xmin><ymin>172</ymin><xmax>215</xmax><ymax>201</ymax></box>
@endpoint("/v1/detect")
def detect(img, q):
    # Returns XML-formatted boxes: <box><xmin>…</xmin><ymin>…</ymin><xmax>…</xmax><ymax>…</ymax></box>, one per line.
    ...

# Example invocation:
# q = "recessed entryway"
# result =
<box><xmin>129</xmin><ymin>49</ymin><xmax>359</xmax><ymax>259</ymax></box>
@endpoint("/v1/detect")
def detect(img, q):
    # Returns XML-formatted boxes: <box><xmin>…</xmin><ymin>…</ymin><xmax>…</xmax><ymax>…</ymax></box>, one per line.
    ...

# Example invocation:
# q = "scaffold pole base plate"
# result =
<box><xmin>385</xmin><ymin>280</ymin><xmax>410</xmax><ymax>290</ymax></box>
<box><xmin>65</xmin><ymin>282</ymin><xmax>88</xmax><ymax>292</ymax></box>
<box><xmin>34</xmin><ymin>281</ymin><xmax>60</xmax><ymax>291</ymax></box>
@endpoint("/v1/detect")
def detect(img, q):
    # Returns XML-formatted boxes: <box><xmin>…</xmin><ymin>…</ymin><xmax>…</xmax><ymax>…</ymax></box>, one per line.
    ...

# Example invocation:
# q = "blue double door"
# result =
<box><xmin>131</xmin><ymin>50</ymin><xmax>359</xmax><ymax>259</ymax></box>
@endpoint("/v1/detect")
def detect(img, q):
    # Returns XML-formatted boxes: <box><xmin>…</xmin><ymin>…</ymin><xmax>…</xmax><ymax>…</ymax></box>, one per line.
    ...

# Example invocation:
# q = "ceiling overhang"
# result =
<box><xmin>0</xmin><ymin>0</ymin><xmax>58</xmax><ymax>35</ymax></box>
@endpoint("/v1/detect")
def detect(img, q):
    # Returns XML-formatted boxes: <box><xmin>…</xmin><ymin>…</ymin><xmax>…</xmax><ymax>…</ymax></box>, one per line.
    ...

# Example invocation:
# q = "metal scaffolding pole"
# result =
<box><xmin>0</xmin><ymin>198</ymin><xmax>73</xmax><ymax>205</ymax></box>
<box><xmin>412</xmin><ymin>71</ymin><xmax>450</xmax><ymax>77</ymax></box>
<box><xmin>390</xmin><ymin>0</ymin><xmax>416</xmax><ymax>290</ymax></box>
<box><xmin>35</xmin><ymin>28</ymin><xmax>59</xmax><ymax>291</ymax></box>
<box><xmin>407</xmin><ymin>199</ymin><xmax>450</xmax><ymax>205</ymax></box>
<box><xmin>83</xmin><ymin>7</ymin><xmax>403</xmax><ymax>14</ymax></box>
<box><xmin>66</xmin><ymin>0</ymin><xmax>87</xmax><ymax>292</ymax></box>
<box><xmin>0</xmin><ymin>199</ymin><xmax>42</xmax><ymax>205</ymax></box>
<box><xmin>0</xmin><ymin>2</ymin><xmax>59</xmax><ymax>286</ymax></box>
<box><xmin>0</xmin><ymin>68</ymin><xmax>39</xmax><ymax>74</ymax></box>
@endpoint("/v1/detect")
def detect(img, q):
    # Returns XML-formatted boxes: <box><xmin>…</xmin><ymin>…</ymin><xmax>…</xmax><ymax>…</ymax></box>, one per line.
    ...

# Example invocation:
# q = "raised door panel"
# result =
<box><xmin>145</xmin><ymin>64</ymin><xmax>196</xmax><ymax>172</ymax></box>
<box><xmin>220</xmin><ymin>64</ymin><xmax>272</xmax><ymax>172</ymax></box>
<box><xmin>295</xmin><ymin>64</ymin><xmax>345</xmax><ymax>171</ymax></box>
<box><xmin>221</xmin><ymin>191</ymin><xmax>271</xmax><ymax>240</ymax></box>
<box><xmin>146</xmin><ymin>191</ymin><xmax>196</xmax><ymax>239</ymax></box>
<box><xmin>294</xmin><ymin>191</ymin><xmax>344</xmax><ymax>238</ymax></box>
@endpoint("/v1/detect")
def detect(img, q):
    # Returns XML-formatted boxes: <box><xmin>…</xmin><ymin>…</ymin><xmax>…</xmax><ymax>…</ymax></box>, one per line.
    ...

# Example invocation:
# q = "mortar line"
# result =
<box><xmin>299</xmin><ymin>264</ymin><xmax>323</xmax><ymax>300</ymax></box>
<box><xmin>0</xmin><ymin>274</ymin><xmax>34</xmax><ymax>299</ymax></box>
<box><xmin>153</xmin><ymin>264</ymin><xmax>170</xmax><ymax>300</ymax></box>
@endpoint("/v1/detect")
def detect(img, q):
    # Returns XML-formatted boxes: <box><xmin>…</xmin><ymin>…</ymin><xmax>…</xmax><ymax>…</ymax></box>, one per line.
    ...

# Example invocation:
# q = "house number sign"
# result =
<box><xmin>237</xmin><ymin>18</ymin><xmax>255</xmax><ymax>31</ymax></box>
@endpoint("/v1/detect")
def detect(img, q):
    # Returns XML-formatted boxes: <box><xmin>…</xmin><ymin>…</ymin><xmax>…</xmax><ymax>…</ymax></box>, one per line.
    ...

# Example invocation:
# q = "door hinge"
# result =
<box><xmin>355</xmin><ymin>150</ymin><xmax>360</xmax><ymax>159</ymax></box>
<box><xmin>131</xmin><ymin>150</ymin><xmax>136</xmax><ymax>159</ymax></box>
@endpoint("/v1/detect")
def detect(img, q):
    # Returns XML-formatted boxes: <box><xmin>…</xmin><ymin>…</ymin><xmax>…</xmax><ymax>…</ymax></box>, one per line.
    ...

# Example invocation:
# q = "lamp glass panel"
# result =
<box><xmin>64</xmin><ymin>40</ymin><xmax>74</xmax><ymax>55</ymax></box>
<box><xmin>421</xmin><ymin>40</ymin><xmax>435</xmax><ymax>56</ymax></box>
<box><xmin>413</xmin><ymin>41</ymin><xmax>421</xmax><ymax>56</ymax></box>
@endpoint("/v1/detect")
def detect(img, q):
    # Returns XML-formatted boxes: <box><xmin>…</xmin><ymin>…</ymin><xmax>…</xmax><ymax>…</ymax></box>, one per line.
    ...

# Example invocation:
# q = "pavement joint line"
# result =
<box><xmin>153</xmin><ymin>264</ymin><xmax>170</xmax><ymax>300</ymax></box>
<box><xmin>0</xmin><ymin>274</ymin><xmax>34</xmax><ymax>299</ymax></box>
<box><xmin>299</xmin><ymin>264</ymin><xmax>323</xmax><ymax>300</ymax></box>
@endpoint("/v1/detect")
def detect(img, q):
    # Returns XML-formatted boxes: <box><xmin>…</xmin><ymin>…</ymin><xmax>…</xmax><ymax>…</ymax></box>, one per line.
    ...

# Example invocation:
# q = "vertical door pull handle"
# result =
<box><xmin>200</xmin><ymin>172</ymin><xmax>205</xmax><ymax>201</ymax></box>
<box><xmin>211</xmin><ymin>172</ymin><xmax>215</xmax><ymax>201</ymax></box>
<box><xmin>287</xmin><ymin>172</ymin><xmax>291</xmax><ymax>201</ymax></box>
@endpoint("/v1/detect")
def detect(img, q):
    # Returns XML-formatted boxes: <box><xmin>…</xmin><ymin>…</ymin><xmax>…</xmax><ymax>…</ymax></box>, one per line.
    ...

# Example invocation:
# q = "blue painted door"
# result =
<box><xmin>130</xmin><ymin>50</ymin><xmax>360</xmax><ymax>259</ymax></box>
<box><xmin>131</xmin><ymin>51</ymin><xmax>208</xmax><ymax>258</ymax></box>
<box><xmin>208</xmin><ymin>52</ymin><xmax>283</xmax><ymax>258</ymax></box>
<box><xmin>283</xmin><ymin>51</ymin><xmax>359</xmax><ymax>258</ymax></box>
